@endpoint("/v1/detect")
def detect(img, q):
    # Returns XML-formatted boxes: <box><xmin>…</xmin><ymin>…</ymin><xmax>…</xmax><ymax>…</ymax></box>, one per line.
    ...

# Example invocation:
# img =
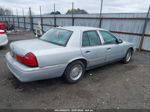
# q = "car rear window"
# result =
<box><xmin>40</xmin><ymin>28</ymin><xmax>73</xmax><ymax>46</ymax></box>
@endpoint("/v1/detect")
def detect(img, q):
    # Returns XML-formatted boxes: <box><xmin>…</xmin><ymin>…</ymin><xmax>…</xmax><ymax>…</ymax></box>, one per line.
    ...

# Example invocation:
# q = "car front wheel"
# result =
<box><xmin>63</xmin><ymin>61</ymin><xmax>85</xmax><ymax>83</ymax></box>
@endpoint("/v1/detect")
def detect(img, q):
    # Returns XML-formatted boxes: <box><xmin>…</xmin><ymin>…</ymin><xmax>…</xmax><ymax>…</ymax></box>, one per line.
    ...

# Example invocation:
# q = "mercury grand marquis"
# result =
<box><xmin>5</xmin><ymin>26</ymin><xmax>136</xmax><ymax>83</ymax></box>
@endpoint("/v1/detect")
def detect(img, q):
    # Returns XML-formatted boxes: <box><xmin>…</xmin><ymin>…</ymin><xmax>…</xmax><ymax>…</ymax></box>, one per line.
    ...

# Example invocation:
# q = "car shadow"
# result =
<box><xmin>8</xmin><ymin>75</ymin><xmax>67</xmax><ymax>93</ymax></box>
<box><xmin>8</xmin><ymin>59</ymin><xmax>135</xmax><ymax>93</ymax></box>
<box><xmin>0</xmin><ymin>46</ymin><xmax>7</xmax><ymax>50</ymax></box>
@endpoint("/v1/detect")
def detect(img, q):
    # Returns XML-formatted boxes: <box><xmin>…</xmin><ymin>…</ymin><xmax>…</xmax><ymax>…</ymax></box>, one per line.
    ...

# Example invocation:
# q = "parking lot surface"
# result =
<box><xmin>0</xmin><ymin>30</ymin><xmax>150</xmax><ymax>109</ymax></box>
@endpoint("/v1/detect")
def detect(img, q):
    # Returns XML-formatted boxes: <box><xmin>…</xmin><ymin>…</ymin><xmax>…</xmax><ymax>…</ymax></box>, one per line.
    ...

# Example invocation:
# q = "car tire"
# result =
<box><xmin>63</xmin><ymin>61</ymin><xmax>85</xmax><ymax>83</ymax></box>
<box><xmin>122</xmin><ymin>48</ymin><xmax>133</xmax><ymax>64</ymax></box>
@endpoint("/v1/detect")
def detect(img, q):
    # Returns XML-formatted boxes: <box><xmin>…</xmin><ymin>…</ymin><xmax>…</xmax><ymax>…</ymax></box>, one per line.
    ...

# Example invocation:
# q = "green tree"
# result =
<box><xmin>66</xmin><ymin>8</ymin><xmax>88</xmax><ymax>14</ymax></box>
<box><xmin>0</xmin><ymin>6</ymin><xmax>12</xmax><ymax>15</ymax></box>
<box><xmin>50</xmin><ymin>11</ymin><xmax>61</xmax><ymax>15</ymax></box>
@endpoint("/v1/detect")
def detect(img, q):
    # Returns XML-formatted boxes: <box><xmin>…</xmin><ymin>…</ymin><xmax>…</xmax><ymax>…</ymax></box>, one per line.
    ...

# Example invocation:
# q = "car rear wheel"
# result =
<box><xmin>122</xmin><ymin>49</ymin><xmax>133</xmax><ymax>63</ymax></box>
<box><xmin>63</xmin><ymin>61</ymin><xmax>85</xmax><ymax>83</ymax></box>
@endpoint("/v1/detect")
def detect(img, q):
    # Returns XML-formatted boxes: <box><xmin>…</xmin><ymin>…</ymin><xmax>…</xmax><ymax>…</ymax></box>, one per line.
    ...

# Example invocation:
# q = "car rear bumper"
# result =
<box><xmin>5</xmin><ymin>52</ymin><xmax>66</xmax><ymax>82</ymax></box>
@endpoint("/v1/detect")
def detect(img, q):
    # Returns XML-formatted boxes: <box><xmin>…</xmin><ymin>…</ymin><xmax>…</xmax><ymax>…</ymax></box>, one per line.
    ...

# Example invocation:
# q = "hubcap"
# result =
<box><xmin>70</xmin><ymin>64</ymin><xmax>83</xmax><ymax>81</ymax></box>
<box><xmin>126</xmin><ymin>51</ymin><xmax>132</xmax><ymax>62</ymax></box>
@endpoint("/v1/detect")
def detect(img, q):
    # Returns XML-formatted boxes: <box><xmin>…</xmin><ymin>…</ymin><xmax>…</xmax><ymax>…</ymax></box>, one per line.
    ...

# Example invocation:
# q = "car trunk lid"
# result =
<box><xmin>10</xmin><ymin>39</ymin><xmax>63</xmax><ymax>57</ymax></box>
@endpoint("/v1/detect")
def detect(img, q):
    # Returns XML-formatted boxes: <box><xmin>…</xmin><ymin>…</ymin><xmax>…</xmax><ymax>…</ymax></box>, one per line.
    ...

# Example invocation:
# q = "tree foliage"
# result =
<box><xmin>66</xmin><ymin>8</ymin><xmax>88</xmax><ymax>14</ymax></box>
<box><xmin>50</xmin><ymin>11</ymin><xmax>61</xmax><ymax>15</ymax></box>
<box><xmin>0</xmin><ymin>7</ymin><xmax>12</xmax><ymax>15</ymax></box>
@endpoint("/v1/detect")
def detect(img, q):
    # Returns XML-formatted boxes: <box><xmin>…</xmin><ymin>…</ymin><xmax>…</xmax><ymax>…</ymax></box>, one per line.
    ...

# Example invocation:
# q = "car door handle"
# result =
<box><xmin>85</xmin><ymin>51</ymin><xmax>91</xmax><ymax>53</ymax></box>
<box><xmin>107</xmin><ymin>48</ymin><xmax>111</xmax><ymax>50</ymax></box>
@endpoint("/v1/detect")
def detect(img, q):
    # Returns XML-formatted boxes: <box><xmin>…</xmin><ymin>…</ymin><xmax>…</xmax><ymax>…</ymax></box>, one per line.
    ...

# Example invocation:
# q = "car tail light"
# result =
<box><xmin>16</xmin><ymin>52</ymin><xmax>38</xmax><ymax>67</ymax></box>
<box><xmin>0</xmin><ymin>31</ymin><xmax>6</xmax><ymax>34</ymax></box>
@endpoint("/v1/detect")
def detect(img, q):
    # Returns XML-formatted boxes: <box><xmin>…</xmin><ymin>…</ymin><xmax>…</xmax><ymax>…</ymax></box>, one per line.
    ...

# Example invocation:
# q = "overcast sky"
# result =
<box><xmin>0</xmin><ymin>0</ymin><xmax>150</xmax><ymax>15</ymax></box>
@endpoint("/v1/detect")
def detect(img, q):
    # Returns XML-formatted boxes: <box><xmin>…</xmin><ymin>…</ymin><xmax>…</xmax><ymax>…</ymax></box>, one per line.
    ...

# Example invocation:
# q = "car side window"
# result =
<box><xmin>82</xmin><ymin>32</ymin><xmax>90</xmax><ymax>47</ymax></box>
<box><xmin>99</xmin><ymin>31</ymin><xmax>117</xmax><ymax>44</ymax></box>
<box><xmin>82</xmin><ymin>31</ymin><xmax>101</xmax><ymax>47</ymax></box>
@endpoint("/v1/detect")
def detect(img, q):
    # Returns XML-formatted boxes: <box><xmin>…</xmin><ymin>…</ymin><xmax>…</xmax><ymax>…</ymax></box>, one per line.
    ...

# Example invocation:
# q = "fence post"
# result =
<box><xmin>41</xmin><ymin>17</ymin><xmax>43</xmax><ymax>31</ymax></box>
<box><xmin>1</xmin><ymin>15</ymin><xmax>3</xmax><ymax>21</ymax></box>
<box><xmin>24</xmin><ymin>17</ymin><xmax>26</xmax><ymax>29</ymax></box>
<box><xmin>54</xmin><ymin>17</ymin><xmax>56</xmax><ymax>27</ymax></box>
<box><xmin>12</xmin><ymin>16</ymin><xmax>14</xmax><ymax>26</ymax></box>
<box><xmin>4</xmin><ymin>15</ymin><xmax>6</xmax><ymax>22</ymax></box>
<box><xmin>139</xmin><ymin>6</ymin><xmax>150</xmax><ymax>51</ymax></box>
<box><xmin>31</xmin><ymin>16</ymin><xmax>33</xmax><ymax>30</ymax></box>
<box><xmin>18</xmin><ymin>16</ymin><xmax>20</xmax><ymax>27</ymax></box>
<box><xmin>16</xmin><ymin>9</ymin><xmax>20</xmax><ymax>28</ymax></box>
<box><xmin>72</xmin><ymin>17</ymin><xmax>74</xmax><ymax>26</ymax></box>
<box><xmin>9</xmin><ymin>16</ymin><xmax>10</xmax><ymax>24</ymax></box>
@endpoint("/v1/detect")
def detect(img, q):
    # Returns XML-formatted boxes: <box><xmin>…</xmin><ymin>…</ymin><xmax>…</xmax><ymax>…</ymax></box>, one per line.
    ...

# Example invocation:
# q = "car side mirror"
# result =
<box><xmin>117</xmin><ymin>39</ymin><xmax>123</xmax><ymax>44</ymax></box>
<box><xmin>35</xmin><ymin>34</ymin><xmax>42</xmax><ymax>38</ymax></box>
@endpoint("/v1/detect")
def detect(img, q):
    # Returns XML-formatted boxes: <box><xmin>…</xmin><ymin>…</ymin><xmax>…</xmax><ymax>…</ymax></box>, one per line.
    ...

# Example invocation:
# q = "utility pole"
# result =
<box><xmin>4</xmin><ymin>12</ymin><xmax>6</xmax><ymax>21</ymax></box>
<box><xmin>29</xmin><ymin>7</ymin><xmax>32</xmax><ymax>17</ymax></box>
<box><xmin>54</xmin><ymin>3</ymin><xmax>56</xmax><ymax>27</ymax></box>
<box><xmin>40</xmin><ymin>6</ymin><xmax>42</xmax><ymax>16</ymax></box>
<box><xmin>29</xmin><ymin>7</ymin><xmax>33</xmax><ymax>30</ymax></box>
<box><xmin>22</xmin><ymin>8</ymin><xmax>24</xmax><ymax>16</ymax></box>
<box><xmin>22</xmin><ymin>8</ymin><xmax>26</xmax><ymax>29</ymax></box>
<box><xmin>139</xmin><ymin>5</ymin><xmax>150</xmax><ymax>51</ymax></box>
<box><xmin>12</xmin><ymin>10</ymin><xmax>14</xmax><ymax>26</ymax></box>
<box><xmin>99</xmin><ymin>0</ymin><xmax>103</xmax><ymax>28</ymax></box>
<box><xmin>54</xmin><ymin>3</ymin><xmax>56</xmax><ymax>16</ymax></box>
<box><xmin>72</xmin><ymin>2</ymin><xmax>74</xmax><ymax>26</ymax></box>
<box><xmin>16</xmin><ymin>9</ymin><xmax>19</xmax><ymax>27</ymax></box>
<box><xmin>40</xmin><ymin>6</ymin><xmax>43</xmax><ymax>31</ymax></box>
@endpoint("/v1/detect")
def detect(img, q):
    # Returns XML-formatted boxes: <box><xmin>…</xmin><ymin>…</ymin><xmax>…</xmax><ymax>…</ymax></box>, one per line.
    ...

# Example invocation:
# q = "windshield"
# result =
<box><xmin>40</xmin><ymin>28</ymin><xmax>73</xmax><ymax>46</ymax></box>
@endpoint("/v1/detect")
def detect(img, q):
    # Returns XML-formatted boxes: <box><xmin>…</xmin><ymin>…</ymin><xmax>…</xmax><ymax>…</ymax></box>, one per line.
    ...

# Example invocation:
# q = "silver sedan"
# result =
<box><xmin>0</xmin><ymin>30</ymin><xmax>8</xmax><ymax>47</ymax></box>
<box><xmin>6</xmin><ymin>26</ymin><xmax>136</xmax><ymax>83</ymax></box>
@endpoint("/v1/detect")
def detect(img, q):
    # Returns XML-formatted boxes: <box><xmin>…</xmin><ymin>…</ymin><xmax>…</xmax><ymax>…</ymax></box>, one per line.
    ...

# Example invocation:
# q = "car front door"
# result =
<box><xmin>81</xmin><ymin>30</ymin><xmax>107</xmax><ymax>67</ymax></box>
<box><xmin>99</xmin><ymin>30</ymin><xmax>124</xmax><ymax>62</ymax></box>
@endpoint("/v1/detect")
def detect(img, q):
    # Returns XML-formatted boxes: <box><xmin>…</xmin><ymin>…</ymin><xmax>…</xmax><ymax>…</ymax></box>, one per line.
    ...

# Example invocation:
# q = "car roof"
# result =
<box><xmin>58</xmin><ymin>26</ymin><xmax>108</xmax><ymax>32</ymax></box>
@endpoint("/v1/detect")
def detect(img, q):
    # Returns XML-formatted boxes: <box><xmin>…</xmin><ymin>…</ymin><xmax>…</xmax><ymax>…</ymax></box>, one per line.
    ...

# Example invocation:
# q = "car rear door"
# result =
<box><xmin>81</xmin><ymin>30</ymin><xmax>107</xmax><ymax>67</ymax></box>
<box><xmin>99</xmin><ymin>30</ymin><xmax>124</xmax><ymax>62</ymax></box>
